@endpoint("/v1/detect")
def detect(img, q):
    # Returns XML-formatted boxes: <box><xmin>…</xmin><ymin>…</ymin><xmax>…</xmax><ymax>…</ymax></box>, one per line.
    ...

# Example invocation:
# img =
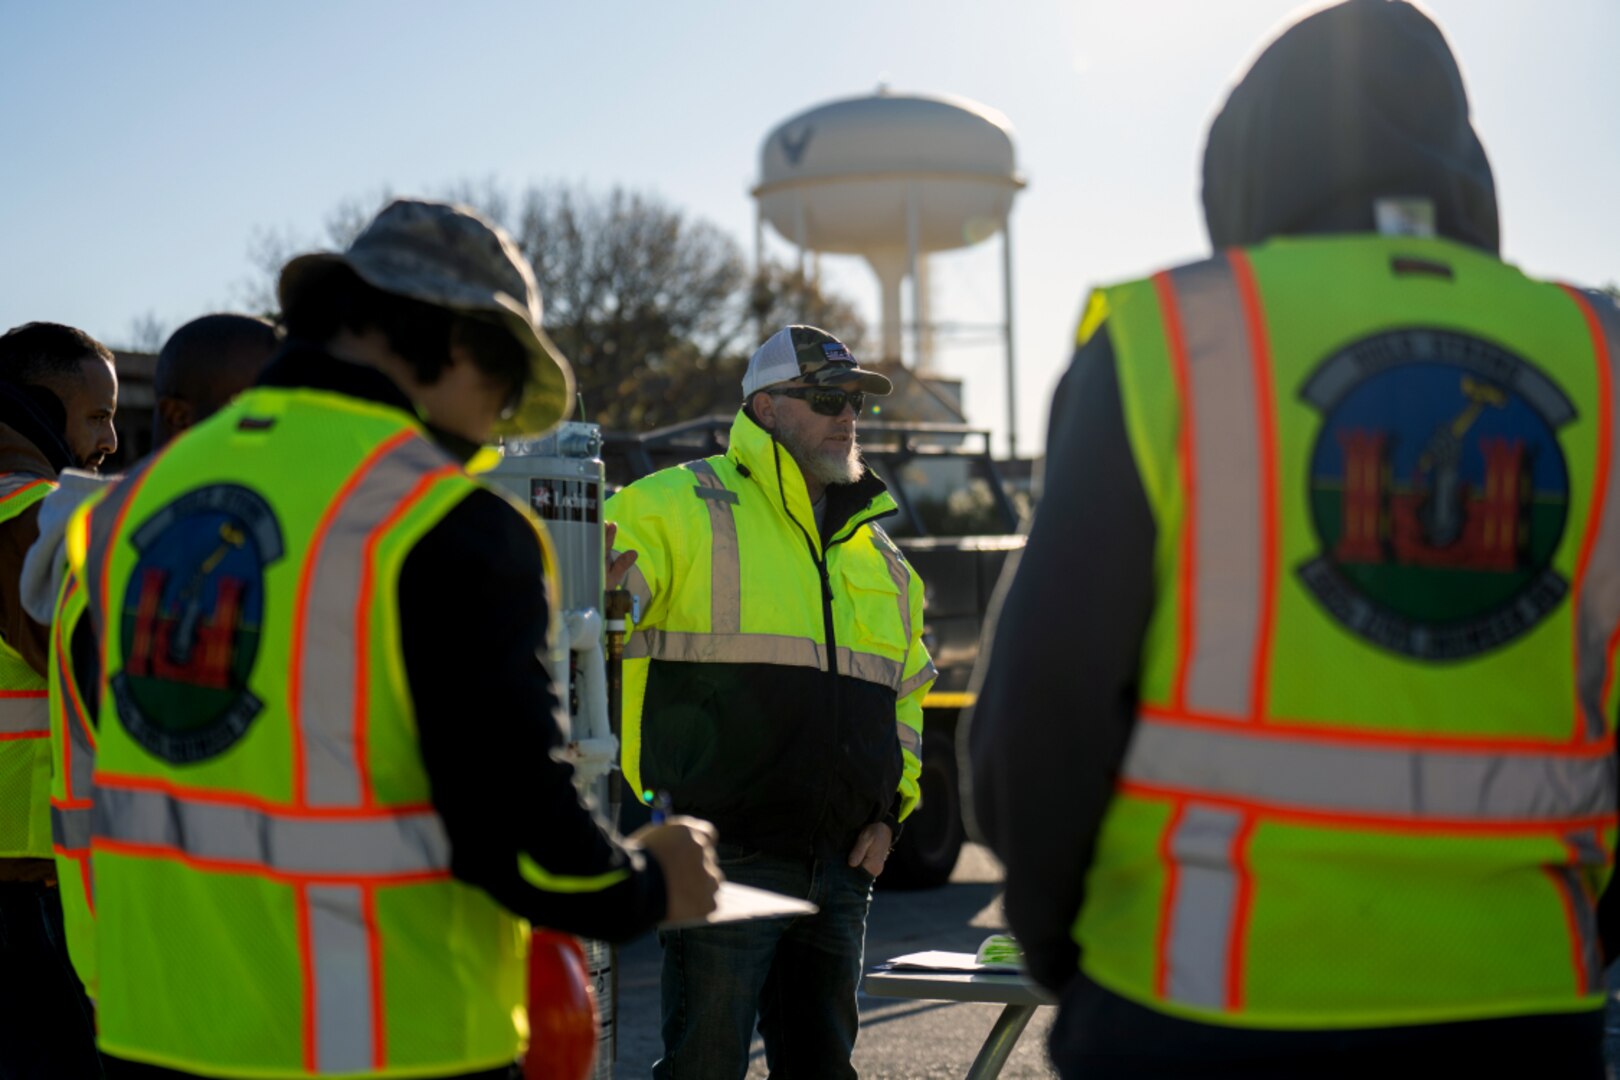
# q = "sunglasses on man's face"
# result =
<box><xmin>770</xmin><ymin>386</ymin><xmax>866</xmax><ymax>417</ymax></box>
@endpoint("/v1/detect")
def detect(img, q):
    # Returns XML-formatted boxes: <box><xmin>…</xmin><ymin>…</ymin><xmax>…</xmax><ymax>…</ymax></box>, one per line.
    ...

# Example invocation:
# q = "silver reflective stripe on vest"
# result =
<box><xmin>307</xmin><ymin>884</ymin><xmax>375</xmax><ymax>1074</ymax></box>
<box><xmin>58</xmin><ymin>617</ymin><xmax>96</xmax><ymax>804</ymax></box>
<box><xmin>94</xmin><ymin>787</ymin><xmax>452</xmax><ymax>875</ymax></box>
<box><xmin>297</xmin><ymin>434</ymin><xmax>455</xmax><ymax>806</ymax></box>
<box><xmin>1162</xmin><ymin>259</ymin><xmax>1265</xmax><ymax>717</ymax></box>
<box><xmin>52</xmin><ymin>805</ymin><xmax>91</xmax><ymax>850</ymax></box>
<box><xmin>0</xmin><ymin>473</ymin><xmax>46</xmax><ymax>499</ymax></box>
<box><xmin>1163</xmin><ymin>805</ymin><xmax>1247</xmax><ymax>1008</ymax></box>
<box><xmin>1125</xmin><ymin>718</ymin><xmax>1617</xmax><ymax>822</ymax></box>
<box><xmin>0</xmin><ymin>700</ymin><xmax>47</xmax><ymax>735</ymax></box>
<box><xmin>1551</xmin><ymin>829</ymin><xmax>1607</xmax><ymax>993</ymax></box>
<box><xmin>686</xmin><ymin>460</ymin><xmax>742</xmax><ymax>635</ymax></box>
<box><xmin>1571</xmin><ymin>289</ymin><xmax>1620</xmax><ymax>743</ymax></box>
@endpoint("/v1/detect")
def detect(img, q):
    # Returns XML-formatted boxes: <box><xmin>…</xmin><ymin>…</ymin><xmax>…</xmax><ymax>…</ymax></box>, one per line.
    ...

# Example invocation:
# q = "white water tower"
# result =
<box><xmin>752</xmin><ymin>89</ymin><xmax>1026</xmax><ymax>452</ymax></box>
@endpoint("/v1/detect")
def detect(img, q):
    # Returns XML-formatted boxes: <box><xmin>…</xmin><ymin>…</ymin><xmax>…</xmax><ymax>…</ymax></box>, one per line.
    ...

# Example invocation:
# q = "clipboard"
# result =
<box><xmin>659</xmin><ymin>881</ymin><xmax>818</xmax><ymax>930</ymax></box>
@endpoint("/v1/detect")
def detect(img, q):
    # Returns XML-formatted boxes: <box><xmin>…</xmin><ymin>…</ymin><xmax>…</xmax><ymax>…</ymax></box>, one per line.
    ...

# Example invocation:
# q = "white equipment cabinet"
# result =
<box><xmin>489</xmin><ymin>421</ymin><xmax>617</xmax><ymax>1078</ymax></box>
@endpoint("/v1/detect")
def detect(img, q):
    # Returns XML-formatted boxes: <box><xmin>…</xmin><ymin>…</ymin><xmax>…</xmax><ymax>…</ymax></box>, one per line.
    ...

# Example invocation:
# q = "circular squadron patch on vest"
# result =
<box><xmin>1298</xmin><ymin>329</ymin><xmax>1574</xmax><ymax>661</ymax></box>
<box><xmin>113</xmin><ymin>484</ymin><xmax>284</xmax><ymax>763</ymax></box>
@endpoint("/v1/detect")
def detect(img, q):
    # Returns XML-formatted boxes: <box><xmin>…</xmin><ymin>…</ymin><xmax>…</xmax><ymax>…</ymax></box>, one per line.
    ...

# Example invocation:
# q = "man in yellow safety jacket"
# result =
<box><xmin>68</xmin><ymin>199</ymin><xmax>721</xmax><ymax>1080</ymax></box>
<box><xmin>970</xmin><ymin>2</ymin><xmax>1620</xmax><ymax>1076</ymax></box>
<box><xmin>0</xmin><ymin>320</ymin><xmax>119</xmax><ymax>1080</ymax></box>
<box><xmin>607</xmin><ymin>324</ymin><xmax>934</xmax><ymax>1078</ymax></box>
<box><xmin>22</xmin><ymin>313</ymin><xmax>281</xmax><ymax>1011</ymax></box>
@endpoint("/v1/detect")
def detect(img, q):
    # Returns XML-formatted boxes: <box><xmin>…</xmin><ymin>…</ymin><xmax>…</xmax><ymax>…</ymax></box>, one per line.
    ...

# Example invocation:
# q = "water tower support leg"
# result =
<box><xmin>795</xmin><ymin>198</ymin><xmax>808</xmax><ymax>282</ymax></box>
<box><xmin>1003</xmin><ymin>224</ymin><xmax>1018</xmax><ymax>460</ymax></box>
<box><xmin>906</xmin><ymin>184</ymin><xmax>920</xmax><ymax>368</ymax></box>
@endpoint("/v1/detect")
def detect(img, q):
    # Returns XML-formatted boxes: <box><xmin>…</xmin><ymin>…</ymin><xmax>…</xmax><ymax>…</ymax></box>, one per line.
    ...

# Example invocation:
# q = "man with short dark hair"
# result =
<box><xmin>69</xmin><ymin>199</ymin><xmax>719</xmax><ymax>1079</ymax></box>
<box><xmin>0</xmin><ymin>322</ymin><xmax>118</xmax><ymax>473</ymax></box>
<box><xmin>152</xmin><ymin>313</ymin><xmax>280</xmax><ymax>444</ymax></box>
<box><xmin>606</xmin><ymin>325</ymin><xmax>935</xmax><ymax>1078</ymax></box>
<box><xmin>21</xmin><ymin>312</ymin><xmax>282</xmax><ymax>1027</ymax></box>
<box><xmin>0</xmin><ymin>320</ymin><xmax>118</xmax><ymax>1079</ymax></box>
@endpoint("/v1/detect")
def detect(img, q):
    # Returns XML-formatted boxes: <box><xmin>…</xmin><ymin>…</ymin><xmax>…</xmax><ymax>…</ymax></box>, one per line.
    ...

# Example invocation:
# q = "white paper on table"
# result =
<box><xmin>878</xmin><ymin>950</ymin><xmax>1019</xmax><ymax>974</ymax></box>
<box><xmin>659</xmin><ymin>881</ymin><xmax>818</xmax><ymax>929</ymax></box>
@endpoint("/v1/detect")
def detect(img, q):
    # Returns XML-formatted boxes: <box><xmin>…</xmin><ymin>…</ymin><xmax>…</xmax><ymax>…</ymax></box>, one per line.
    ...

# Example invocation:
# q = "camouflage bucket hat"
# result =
<box><xmin>277</xmin><ymin>198</ymin><xmax>574</xmax><ymax>437</ymax></box>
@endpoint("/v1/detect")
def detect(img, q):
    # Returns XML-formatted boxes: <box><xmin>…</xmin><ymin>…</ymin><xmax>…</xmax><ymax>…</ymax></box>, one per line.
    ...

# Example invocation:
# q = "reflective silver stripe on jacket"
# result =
<box><xmin>1124</xmin><ymin>717</ymin><xmax>1618</xmax><ymax>823</ymax></box>
<box><xmin>1571</xmin><ymin>288</ymin><xmax>1620</xmax><ymax>743</ymax></box>
<box><xmin>1161</xmin><ymin>258</ymin><xmax>1268</xmax><ymax>717</ymax></box>
<box><xmin>296</xmin><ymin>434</ymin><xmax>455</xmax><ymax>806</ymax></box>
<box><xmin>687</xmin><ymin>460</ymin><xmax>741</xmax><ymax>635</ymax></box>
<box><xmin>93</xmin><ymin>786</ymin><xmax>451</xmax><ymax>876</ymax></box>
<box><xmin>0</xmin><ymin>699</ymin><xmax>48</xmax><ymax>735</ymax></box>
<box><xmin>897</xmin><ymin>662</ymin><xmax>939</xmax><ymax>701</ymax></box>
<box><xmin>626</xmin><ymin>628</ymin><xmax>904</xmax><ymax>689</ymax></box>
<box><xmin>870</xmin><ymin>527</ymin><xmax>913</xmax><ymax>651</ymax></box>
<box><xmin>896</xmin><ymin>722</ymin><xmax>923</xmax><ymax>758</ymax></box>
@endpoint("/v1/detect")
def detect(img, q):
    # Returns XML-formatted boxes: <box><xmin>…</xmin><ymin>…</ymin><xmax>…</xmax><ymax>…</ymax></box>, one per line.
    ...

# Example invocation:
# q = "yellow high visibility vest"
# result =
<box><xmin>0</xmin><ymin>472</ymin><xmax>55</xmax><ymax>860</ymax></box>
<box><xmin>76</xmin><ymin>388</ymin><xmax>535</xmax><ymax>1077</ymax></box>
<box><xmin>1077</xmin><ymin>235</ymin><xmax>1620</xmax><ymax>1028</ymax></box>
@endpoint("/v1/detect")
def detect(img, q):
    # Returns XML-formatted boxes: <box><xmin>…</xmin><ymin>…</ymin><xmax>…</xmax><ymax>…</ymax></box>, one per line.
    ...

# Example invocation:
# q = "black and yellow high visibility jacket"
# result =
<box><xmin>608</xmin><ymin>408</ymin><xmax>934</xmax><ymax>859</ymax></box>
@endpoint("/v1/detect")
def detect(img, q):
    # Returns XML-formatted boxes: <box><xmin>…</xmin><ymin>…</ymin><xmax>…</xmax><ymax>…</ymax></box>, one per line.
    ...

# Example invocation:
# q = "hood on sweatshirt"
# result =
<box><xmin>1201</xmin><ymin>0</ymin><xmax>1499</xmax><ymax>254</ymax></box>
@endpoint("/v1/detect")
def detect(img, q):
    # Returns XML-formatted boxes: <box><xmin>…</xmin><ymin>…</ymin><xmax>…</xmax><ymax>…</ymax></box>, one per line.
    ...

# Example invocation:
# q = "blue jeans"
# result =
<box><xmin>1604</xmin><ymin>960</ymin><xmax>1620</xmax><ymax>1077</ymax></box>
<box><xmin>654</xmin><ymin>845</ymin><xmax>873</xmax><ymax>1079</ymax></box>
<box><xmin>0</xmin><ymin>879</ymin><xmax>102</xmax><ymax>1080</ymax></box>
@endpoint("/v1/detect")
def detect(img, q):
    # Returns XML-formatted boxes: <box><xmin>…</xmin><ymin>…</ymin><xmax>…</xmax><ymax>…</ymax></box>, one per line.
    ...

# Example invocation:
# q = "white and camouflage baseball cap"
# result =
<box><xmin>278</xmin><ymin>197</ymin><xmax>574</xmax><ymax>436</ymax></box>
<box><xmin>742</xmin><ymin>325</ymin><xmax>892</xmax><ymax>398</ymax></box>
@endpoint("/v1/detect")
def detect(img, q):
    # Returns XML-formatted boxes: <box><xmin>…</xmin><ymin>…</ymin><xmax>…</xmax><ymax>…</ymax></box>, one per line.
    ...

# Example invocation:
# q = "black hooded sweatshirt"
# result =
<box><xmin>969</xmin><ymin>0</ymin><xmax>1613</xmax><ymax>998</ymax></box>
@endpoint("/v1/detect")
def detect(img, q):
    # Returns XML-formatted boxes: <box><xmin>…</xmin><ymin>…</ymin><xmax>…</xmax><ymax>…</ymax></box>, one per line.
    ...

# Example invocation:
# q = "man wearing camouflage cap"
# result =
<box><xmin>606</xmin><ymin>325</ymin><xmax>935</xmax><ymax>1077</ymax></box>
<box><xmin>67</xmin><ymin>198</ymin><xmax>720</xmax><ymax>1079</ymax></box>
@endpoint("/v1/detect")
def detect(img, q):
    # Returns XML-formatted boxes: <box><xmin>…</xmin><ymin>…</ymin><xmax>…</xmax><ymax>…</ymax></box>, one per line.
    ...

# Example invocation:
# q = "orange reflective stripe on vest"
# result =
<box><xmin>1561</xmin><ymin>285</ymin><xmax>1620</xmax><ymax>744</ymax></box>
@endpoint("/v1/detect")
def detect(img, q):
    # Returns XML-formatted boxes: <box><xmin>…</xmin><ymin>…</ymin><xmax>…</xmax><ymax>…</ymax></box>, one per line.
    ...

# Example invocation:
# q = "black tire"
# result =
<box><xmin>880</xmin><ymin>736</ymin><xmax>966</xmax><ymax>890</ymax></box>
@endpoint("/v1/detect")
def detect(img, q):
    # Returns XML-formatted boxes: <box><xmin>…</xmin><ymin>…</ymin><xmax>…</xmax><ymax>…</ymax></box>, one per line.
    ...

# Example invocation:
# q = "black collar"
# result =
<box><xmin>256</xmin><ymin>340</ymin><xmax>483</xmax><ymax>464</ymax></box>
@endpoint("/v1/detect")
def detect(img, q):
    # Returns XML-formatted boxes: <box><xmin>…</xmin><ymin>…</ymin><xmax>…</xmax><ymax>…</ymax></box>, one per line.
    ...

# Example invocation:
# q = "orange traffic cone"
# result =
<box><xmin>523</xmin><ymin>930</ymin><xmax>598</xmax><ymax>1080</ymax></box>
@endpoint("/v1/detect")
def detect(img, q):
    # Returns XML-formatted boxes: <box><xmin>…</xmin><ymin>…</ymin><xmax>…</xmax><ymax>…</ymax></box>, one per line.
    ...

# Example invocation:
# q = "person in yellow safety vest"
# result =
<box><xmin>65</xmin><ymin>198</ymin><xmax>722</xmax><ymax>1080</ymax></box>
<box><xmin>970</xmin><ymin>2</ymin><xmax>1620</xmax><ymax>1077</ymax></box>
<box><xmin>21</xmin><ymin>314</ymin><xmax>282</xmax><ymax>1013</ymax></box>
<box><xmin>606</xmin><ymin>324</ymin><xmax>935</xmax><ymax>1078</ymax></box>
<box><xmin>0</xmin><ymin>321</ymin><xmax>119</xmax><ymax>1080</ymax></box>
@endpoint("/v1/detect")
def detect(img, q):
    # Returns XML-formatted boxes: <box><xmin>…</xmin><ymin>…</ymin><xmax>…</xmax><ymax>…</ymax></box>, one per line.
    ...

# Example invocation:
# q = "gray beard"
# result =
<box><xmin>776</xmin><ymin>424</ymin><xmax>863</xmax><ymax>488</ymax></box>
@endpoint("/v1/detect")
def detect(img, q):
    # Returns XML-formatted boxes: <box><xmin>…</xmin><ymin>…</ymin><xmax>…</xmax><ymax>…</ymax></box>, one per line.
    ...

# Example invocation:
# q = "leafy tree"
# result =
<box><xmin>245</xmin><ymin>181</ymin><xmax>867</xmax><ymax>430</ymax></box>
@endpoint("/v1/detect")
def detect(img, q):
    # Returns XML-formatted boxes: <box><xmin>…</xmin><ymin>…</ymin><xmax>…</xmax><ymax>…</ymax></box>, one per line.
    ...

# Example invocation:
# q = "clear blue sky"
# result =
<box><xmin>3</xmin><ymin>1</ymin><xmax>1615</xmax><ymax>454</ymax></box>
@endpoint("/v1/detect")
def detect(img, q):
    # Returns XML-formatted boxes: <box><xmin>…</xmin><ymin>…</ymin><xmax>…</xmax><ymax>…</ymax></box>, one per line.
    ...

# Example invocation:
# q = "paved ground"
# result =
<box><xmin>609</xmin><ymin>844</ymin><xmax>1059</xmax><ymax>1078</ymax></box>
